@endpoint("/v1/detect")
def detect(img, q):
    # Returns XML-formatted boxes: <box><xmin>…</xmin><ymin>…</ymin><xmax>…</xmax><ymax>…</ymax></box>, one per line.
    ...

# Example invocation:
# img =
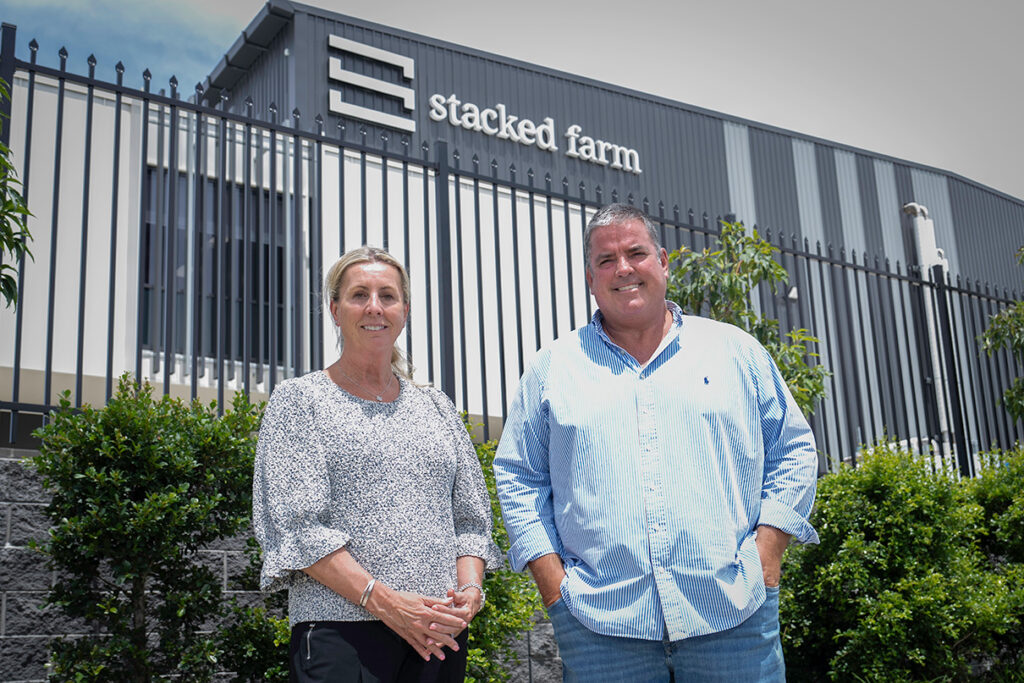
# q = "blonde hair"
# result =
<box><xmin>324</xmin><ymin>246</ymin><xmax>413</xmax><ymax>379</ymax></box>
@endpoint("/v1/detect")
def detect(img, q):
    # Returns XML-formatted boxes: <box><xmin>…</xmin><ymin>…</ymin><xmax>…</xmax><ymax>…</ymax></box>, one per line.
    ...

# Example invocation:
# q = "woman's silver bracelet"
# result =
<box><xmin>359</xmin><ymin>578</ymin><xmax>376</xmax><ymax>608</ymax></box>
<box><xmin>457</xmin><ymin>581</ymin><xmax>485</xmax><ymax>606</ymax></box>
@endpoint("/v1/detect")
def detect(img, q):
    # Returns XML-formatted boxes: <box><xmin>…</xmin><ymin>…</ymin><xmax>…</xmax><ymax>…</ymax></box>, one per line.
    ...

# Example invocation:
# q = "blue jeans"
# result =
<box><xmin>548</xmin><ymin>586</ymin><xmax>784</xmax><ymax>682</ymax></box>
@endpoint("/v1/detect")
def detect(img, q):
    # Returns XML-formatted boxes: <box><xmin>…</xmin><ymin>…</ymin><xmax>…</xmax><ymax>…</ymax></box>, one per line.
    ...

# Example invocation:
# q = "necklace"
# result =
<box><xmin>336</xmin><ymin>366</ymin><xmax>396</xmax><ymax>402</ymax></box>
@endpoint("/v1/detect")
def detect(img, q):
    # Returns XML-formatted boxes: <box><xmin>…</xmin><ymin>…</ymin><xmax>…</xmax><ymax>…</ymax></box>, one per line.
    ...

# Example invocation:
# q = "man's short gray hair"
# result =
<box><xmin>584</xmin><ymin>203</ymin><xmax>663</xmax><ymax>271</ymax></box>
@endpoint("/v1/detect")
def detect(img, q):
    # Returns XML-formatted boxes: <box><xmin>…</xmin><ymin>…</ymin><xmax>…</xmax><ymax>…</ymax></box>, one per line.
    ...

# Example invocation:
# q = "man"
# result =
<box><xmin>494</xmin><ymin>203</ymin><xmax>819</xmax><ymax>681</ymax></box>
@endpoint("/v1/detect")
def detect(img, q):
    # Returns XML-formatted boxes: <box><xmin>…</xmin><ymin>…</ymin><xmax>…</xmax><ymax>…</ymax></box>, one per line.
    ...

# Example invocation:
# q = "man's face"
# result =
<box><xmin>585</xmin><ymin>219</ymin><xmax>669</xmax><ymax>331</ymax></box>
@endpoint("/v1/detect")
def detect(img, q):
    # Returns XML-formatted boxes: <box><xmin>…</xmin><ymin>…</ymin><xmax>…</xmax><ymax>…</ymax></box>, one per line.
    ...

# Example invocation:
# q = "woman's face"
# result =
<box><xmin>330</xmin><ymin>261</ymin><xmax>409</xmax><ymax>355</ymax></box>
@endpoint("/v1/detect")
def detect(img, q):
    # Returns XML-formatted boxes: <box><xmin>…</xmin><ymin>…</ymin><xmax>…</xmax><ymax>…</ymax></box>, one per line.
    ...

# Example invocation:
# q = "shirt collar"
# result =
<box><xmin>590</xmin><ymin>301</ymin><xmax>685</xmax><ymax>368</ymax></box>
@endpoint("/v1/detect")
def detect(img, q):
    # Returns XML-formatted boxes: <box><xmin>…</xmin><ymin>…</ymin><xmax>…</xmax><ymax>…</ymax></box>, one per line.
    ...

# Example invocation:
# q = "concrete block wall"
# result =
<box><xmin>0</xmin><ymin>445</ymin><xmax>561</xmax><ymax>682</ymax></box>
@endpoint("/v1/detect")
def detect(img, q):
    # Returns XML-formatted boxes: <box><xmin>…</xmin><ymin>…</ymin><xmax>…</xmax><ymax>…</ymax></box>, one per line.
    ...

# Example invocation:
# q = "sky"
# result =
<box><xmin>1</xmin><ymin>0</ymin><xmax>1022</xmax><ymax>201</ymax></box>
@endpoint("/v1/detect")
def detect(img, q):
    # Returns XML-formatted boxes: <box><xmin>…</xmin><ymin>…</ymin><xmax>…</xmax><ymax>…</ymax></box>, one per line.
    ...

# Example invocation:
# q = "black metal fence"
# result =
<box><xmin>1</xmin><ymin>25</ymin><xmax>1021</xmax><ymax>473</ymax></box>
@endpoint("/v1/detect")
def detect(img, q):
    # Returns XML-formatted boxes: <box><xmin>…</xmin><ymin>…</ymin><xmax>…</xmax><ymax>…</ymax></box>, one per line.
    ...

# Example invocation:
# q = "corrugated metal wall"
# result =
<box><xmin>214</xmin><ymin>1</ymin><xmax>1024</xmax><ymax>291</ymax></box>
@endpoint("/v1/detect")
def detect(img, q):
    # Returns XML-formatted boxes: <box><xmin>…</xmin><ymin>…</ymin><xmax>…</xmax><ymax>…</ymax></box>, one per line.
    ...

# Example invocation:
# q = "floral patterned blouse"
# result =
<box><xmin>252</xmin><ymin>370</ymin><xmax>502</xmax><ymax>626</ymax></box>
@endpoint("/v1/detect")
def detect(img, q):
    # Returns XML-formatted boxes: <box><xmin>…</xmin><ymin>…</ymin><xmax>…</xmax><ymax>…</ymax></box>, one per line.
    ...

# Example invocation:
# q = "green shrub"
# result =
<box><xmin>216</xmin><ymin>538</ymin><xmax>289</xmax><ymax>682</ymax></box>
<box><xmin>29</xmin><ymin>376</ymin><xmax>262</xmax><ymax>682</ymax></box>
<box><xmin>965</xmin><ymin>446</ymin><xmax>1024</xmax><ymax>675</ymax></box>
<box><xmin>781</xmin><ymin>442</ymin><xmax>1018</xmax><ymax>681</ymax></box>
<box><xmin>466</xmin><ymin>433</ymin><xmax>543</xmax><ymax>682</ymax></box>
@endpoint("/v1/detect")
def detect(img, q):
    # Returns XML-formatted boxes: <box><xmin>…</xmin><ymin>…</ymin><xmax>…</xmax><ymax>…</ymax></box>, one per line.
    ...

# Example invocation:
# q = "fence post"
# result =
<box><xmin>0</xmin><ymin>24</ymin><xmax>14</xmax><ymax>148</ymax></box>
<box><xmin>434</xmin><ymin>141</ymin><xmax>456</xmax><ymax>401</ymax></box>
<box><xmin>932</xmin><ymin>265</ymin><xmax>972</xmax><ymax>477</ymax></box>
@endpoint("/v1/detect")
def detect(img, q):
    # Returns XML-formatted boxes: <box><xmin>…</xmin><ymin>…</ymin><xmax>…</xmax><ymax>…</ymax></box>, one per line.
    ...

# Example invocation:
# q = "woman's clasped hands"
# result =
<box><xmin>365</xmin><ymin>585</ymin><xmax>470</xmax><ymax>662</ymax></box>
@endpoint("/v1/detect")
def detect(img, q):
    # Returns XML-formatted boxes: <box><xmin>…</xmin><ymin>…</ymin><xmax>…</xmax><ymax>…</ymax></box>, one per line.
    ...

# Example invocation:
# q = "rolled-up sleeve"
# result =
<box><xmin>750</xmin><ymin>343</ymin><xmax>820</xmax><ymax>545</ymax></box>
<box><xmin>430</xmin><ymin>389</ymin><xmax>504</xmax><ymax>570</ymax></box>
<box><xmin>252</xmin><ymin>380</ymin><xmax>351</xmax><ymax>592</ymax></box>
<box><xmin>494</xmin><ymin>351</ymin><xmax>563</xmax><ymax>572</ymax></box>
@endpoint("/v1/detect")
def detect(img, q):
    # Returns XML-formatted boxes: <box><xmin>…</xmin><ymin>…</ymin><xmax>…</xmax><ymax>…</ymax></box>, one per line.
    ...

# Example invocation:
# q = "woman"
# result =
<box><xmin>253</xmin><ymin>246</ymin><xmax>502</xmax><ymax>682</ymax></box>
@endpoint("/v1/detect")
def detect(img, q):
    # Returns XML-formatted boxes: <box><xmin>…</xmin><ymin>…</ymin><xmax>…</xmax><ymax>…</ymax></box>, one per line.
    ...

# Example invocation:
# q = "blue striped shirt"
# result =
<box><xmin>494</xmin><ymin>302</ymin><xmax>819</xmax><ymax>641</ymax></box>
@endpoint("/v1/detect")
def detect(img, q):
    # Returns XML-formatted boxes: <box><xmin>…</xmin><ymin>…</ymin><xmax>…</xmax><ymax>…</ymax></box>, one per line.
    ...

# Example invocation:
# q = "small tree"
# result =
<box><xmin>0</xmin><ymin>77</ymin><xmax>33</xmax><ymax>308</ymax></box>
<box><xmin>981</xmin><ymin>246</ymin><xmax>1024</xmax><ymax>423</ymax></box>
<box><xmin>30</xmin><ymin>376</ymin><xmax>262</xmax><ymax>682</ymax></box>
<box><xmin>666</xmin><ymin>220</ymin><xmax>828</xmax><ymax>415</ymax></box>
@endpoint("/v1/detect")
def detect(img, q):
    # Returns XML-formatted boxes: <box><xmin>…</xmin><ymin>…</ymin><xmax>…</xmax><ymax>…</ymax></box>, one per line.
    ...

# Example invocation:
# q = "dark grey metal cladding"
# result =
<box><xmin>815</xmin><ymin>145</ymin><xmax>845</xmax><ymax>250</ymax></box>
<box><xmin>212</xmin><ymin>1</ymin><xmax>733</xmax><ymax>214</ymax></box>
<box><xmin>855</xmin><ymin>154</ymin><xmax>885</xmax><ymax>258</ymax></box>
<box><xmin>748</xmin><ymin>128</ymin><xmax>801</xmax><ymax>238</ymax></box>
<box><xmin>203</xmin><ymin>0</ymin><xmax>1024</xmax><ymax>291</ymax></box>
<box><xmin>949</xmin><ymin>179</ymin><xmax>1024</xmax><ymax>292</ymax></box>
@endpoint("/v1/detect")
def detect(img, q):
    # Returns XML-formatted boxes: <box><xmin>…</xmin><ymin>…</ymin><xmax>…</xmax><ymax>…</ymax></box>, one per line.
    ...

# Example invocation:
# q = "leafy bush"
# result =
<box><xmin>29</xmin><ymin>376</ymin><xmax>262</xmax><ymax>682</ymax></box>
<box><xmin>216</xmin><ymin>538</ymin><xmax>289</xmax><ymax>683</ymax></box>
<box><xmin>666</xmin><ymin>220</ymin><xmax>828</xmax><ymax>416</ymax></box>
<box><xmin>964</xmin><ymin>446</ymin><xmax>1024</xmax><ymax>674</ymax></box>
<box><xmin>781</xmin><ymin>442</ymin><xmax>1021</xmax><ymax>681</ymax></box>
<box><xmin>466</xmin><ymin>432</ymin><xmax>543</xmax><ymax>682</ymax></box>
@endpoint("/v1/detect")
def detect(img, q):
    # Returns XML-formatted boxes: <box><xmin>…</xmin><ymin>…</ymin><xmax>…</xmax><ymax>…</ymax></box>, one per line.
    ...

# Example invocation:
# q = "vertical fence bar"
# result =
<box><xmin>509</xmin><ymin>165</ymin><xmax>525</xmax><ymax>378</ymax></box>
<box><xmin>134</xmin><ymin>71</ymin><xmax>152</xmax><ymax>384</ymax></box>
<box><xmin>9</xmin><ymin>39</ymin><xmax>38</xmax><ymax>443</ymax></box>
<box><xmin>216</xmin><ymin>111</ymin><xmax>228</xmax><ymax>412</ymax></box>
<box><xmin>876</xmin><ymin>260</ymin><xmax>900</xmax><ymax>436</ymax></box>
<box><xmin>190</xmin><ymin>90</ymin><xmax>204</xmax><ymax>400</ymax></box>
<box><xmin>312</xmin><ymin>116</ymin><xmax>325</xmax><ymax>374</ymax></box>
<box><xmin>263</xmin><ymin>108</ymin><xmax>274</xmax><ymax>389</ymax></box>
<box><xmin>950</xmin><ymin>278</ymin><xmax>978</xmax><ymax>460</ymax></box>
<box><xmin>800</xmin><ymin>239</ymin><xmax>827</xmax><ymax>464</ymax></box>
<box><xmin>433</xmin><ymin>141</ymin><xmax>455</xmax><ymax>400</ymax></box>
<box><xmin>359</xmin><ymin>127</ymin><xmax>367</xmax><ymax>245</ymax></box>
<box><xmin>151</xmin><ymin>100</ymin><xmax>166</xmax><ymax>378</ymax></box>
<box><xmin>832</xmin><ymin>249</ymin><xmax>864</xmax><ymax>464</ymax></box>
<box><xmin>162</xmin><ymin>80</ymin><xmax>179</xmax><ymax>395</ymax></box>
<box><xmin>987</xmin><ymin>286</ymin><xmax>1013</xmax><ymax>449</ymax></box>
<box><xmin>962</xmin><ymin>282</ymin><xmax>990</xmax><ymax>449</ymax></box>
<box><xmin>292</xmin><ymin>113</ymin><xmax>304</xmax><ymax>379</ymax></box>
<box><xmin>817</xmin><ymin>242</ymin><xmax>846</xmax><ymax>464</ymax></box>
<box><xmin>0</xmin><ymin>23</ymin><xmax>15</xmax><ymax>146</ymax></box>
<box><xmin>470</xmin><ymin>156</ymin><xmax>488</xmax><ymax>437</ymax></box>
<box><xmin>105</xmin><ymin>63</ymin><xmax>124</xmax><ymax>402</ymax></box>
<box><xmin>242</xmin><ymin>99</ymin><xmax>253</xmax><ymax>396</ymax></box>
<box><xmin>338</xmin><ymin>122</ymin><xmax>346</xmax><ymax>254</ymax></box>
<box><xmin>580</xmin><ymin>184</ymin><xmax>592</xmax><ymax>321</ymax></box>
<box><xmin>932</xmin><ymin>265</ymin><xmax>970</xmax><ymax>475</ymax></box>
<box><xmin>400</xmin><ymin>137</ymin><xmax>412</xmax><ymax>370</ymax></box>
<box><xmin>901</xmin><ymin>265</ymin><xmax>929</xmax><ymax>452</ymax></box>
<box><xmin>43</xmin><ymin>47</ymin><xmax>69</xmax><ymax>411</ymax></box>
<box><xmin>545</xmin><ymin>174</ymin><xmax>558</xmax><ymax>339</ymax></box>
<box><xmin>561</xmin><ymin>179</ymin><xmax>576</xmax><ymax>328</ymax></box>
<box><xmin>226</xmin><ymin>115</ymin><xmax>238</xmax><ymax>383</ymax></box>
<box><xmin>452</xmin><ymin>152</ymin><xmax>468</xmax><ymax>407</ymax></box>
<box><xmin>421</xmin><ymin>142</ymin><xmax>434</xmax><ymax>384</ymax></box>
<box><xmin>74</xmin><ymin>55</ymin><xmax>97</xmax><ymax>407</ymax></box>
<box><xmin>380</xmin><ymin>133</ymin><xmax>389</xmax><ymax>250</ymax></box>
<box><xmin>852</xmin><ymin>253</ymin><xmax>878</xmax><ymax>444</ymax></box>
<box><xmin>491</xmin><ymin>160</ymin><xmax>508</xmax><ymax>424</ymax></box>
<box><xmin>528</xmin><ymin>170</ymin><xmax>542</xmax><ymax>352</ymax></box>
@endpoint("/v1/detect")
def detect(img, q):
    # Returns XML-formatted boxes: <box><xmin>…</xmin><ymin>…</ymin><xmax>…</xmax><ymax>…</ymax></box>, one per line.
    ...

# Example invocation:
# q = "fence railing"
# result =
<box><xmin>1</xmin><ymin>25</ymin><xmax>1021</xmax><ymax>473</ymax></box>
